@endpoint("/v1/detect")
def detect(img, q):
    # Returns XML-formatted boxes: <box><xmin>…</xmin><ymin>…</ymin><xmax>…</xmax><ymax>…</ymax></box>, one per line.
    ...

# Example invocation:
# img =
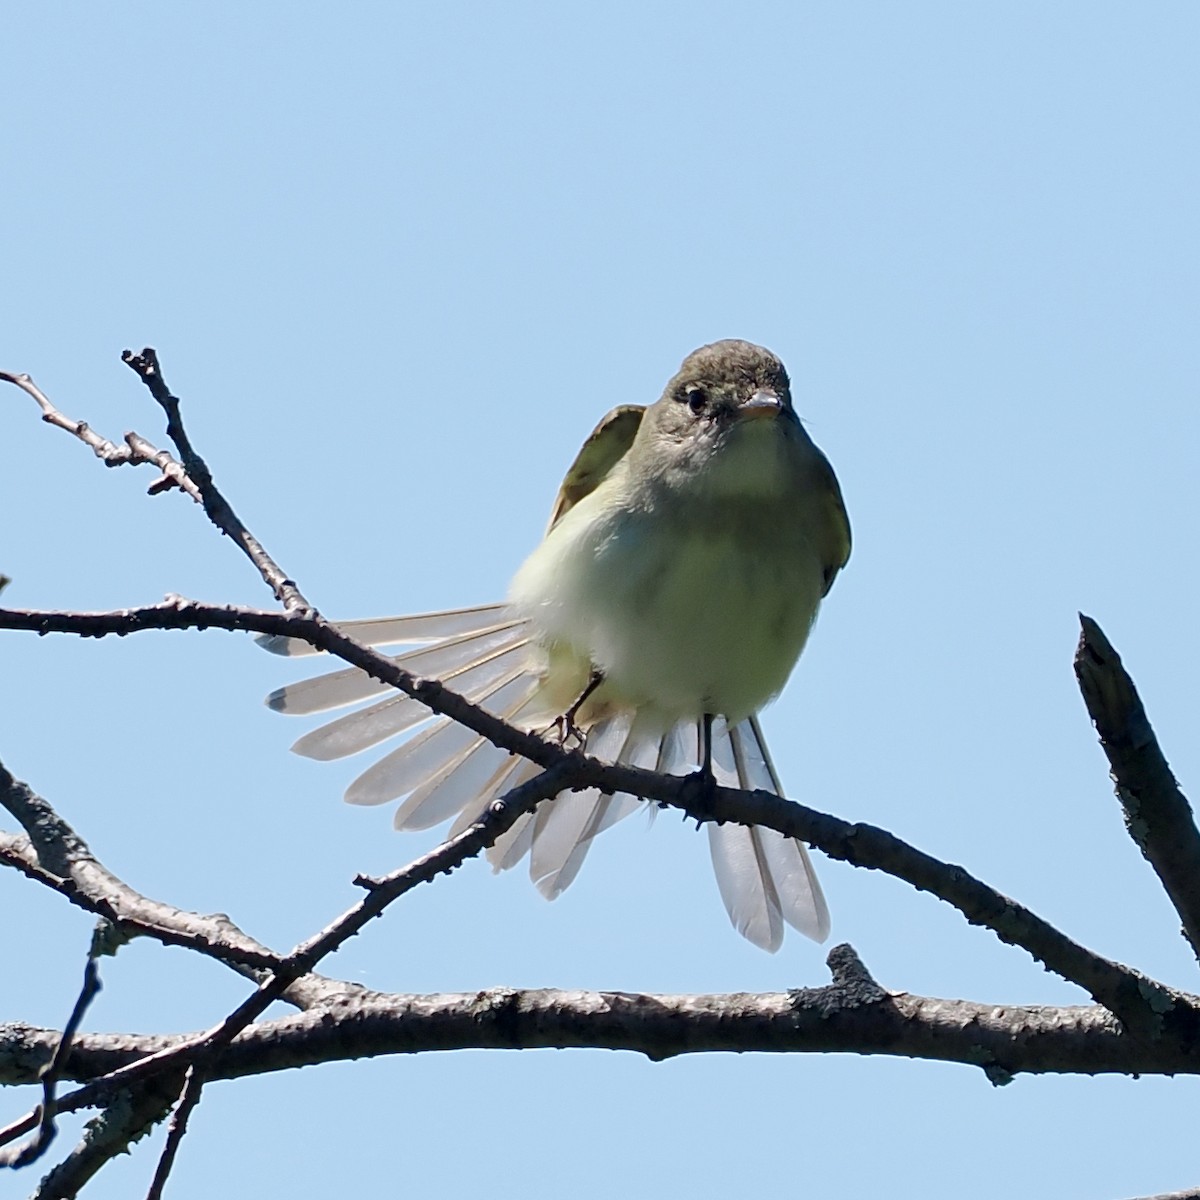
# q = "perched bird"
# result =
<box><xmin>262</xmin><ymin>340</ymin><xmax>850</xmax><ymax>951</ymax></box>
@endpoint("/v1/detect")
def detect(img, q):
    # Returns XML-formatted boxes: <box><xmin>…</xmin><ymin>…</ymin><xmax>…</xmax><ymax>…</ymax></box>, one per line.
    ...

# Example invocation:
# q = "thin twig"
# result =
<box><xmin>144</xmin><ymin>1067</ymin><xmax>204</xmax><ymax>1200</ymax></box>
<box><xmin>1075</xmin><ymin>614</ymin><xmax>1200</xmax><ymax>964</ymax></box>
<box><xmin>121</xmin><ymin>348</ymin><xmax>311</xmax><ymax>612</ymax></box>
<box><xmin>0</xmin><ymin>369</ymin><xmax>203</xmax><ymax>502</ymax></box>
<box><xmin>28</xmin><ymin>1078</ymin><xmax>180</xmax><ymax>1200</ymax></box>
<box><xmin>0</xmin><ymin>924</ymin><xmax>107</xmax><ymax>1169</ymax></box>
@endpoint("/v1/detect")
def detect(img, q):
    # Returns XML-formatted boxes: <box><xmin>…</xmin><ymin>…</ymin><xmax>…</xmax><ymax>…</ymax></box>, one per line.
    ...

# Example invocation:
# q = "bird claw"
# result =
<box><xmin>546</xmin><ymin>713</ymin><xmax>589</xmax><ymax>750</ymax></box>
<box><xmin>680</xmin><ymin>762</ymin><xmax>718</xmax><ymax>823</ymax></box>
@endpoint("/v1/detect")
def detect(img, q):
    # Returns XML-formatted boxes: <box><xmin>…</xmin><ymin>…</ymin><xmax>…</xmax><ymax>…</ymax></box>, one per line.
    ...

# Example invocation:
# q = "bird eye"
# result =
<box><xmin>683</xmin><ymin>386</ymin><xmax>707</xmax><ymax>414</ymax></box>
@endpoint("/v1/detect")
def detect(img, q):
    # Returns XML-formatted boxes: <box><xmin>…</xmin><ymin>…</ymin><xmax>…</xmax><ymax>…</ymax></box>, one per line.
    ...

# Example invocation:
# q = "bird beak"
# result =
<box><xmin>737</xmin><ymin>389</ymin><xmax>783</xmax><ymax>421</ymax></box>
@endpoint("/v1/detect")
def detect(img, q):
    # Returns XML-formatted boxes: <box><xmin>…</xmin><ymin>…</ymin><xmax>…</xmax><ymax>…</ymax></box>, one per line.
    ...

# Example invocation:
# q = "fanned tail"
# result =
<box><xmin>261</xmin><ymin>604</ymin><xmax>828</xmax><ymax>949</ymax></box>
<box><xmin>261</xmin><ymin>602</ymin><xmax>553</xmax><ymax>840</ymax></box>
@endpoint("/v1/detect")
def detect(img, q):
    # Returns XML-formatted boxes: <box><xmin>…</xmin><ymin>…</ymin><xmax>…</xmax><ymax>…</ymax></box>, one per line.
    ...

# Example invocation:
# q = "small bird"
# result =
<box><xmin>262</xmin><ymin>340</ymin><xmax>850</xmax><ymax>951</ymax></box>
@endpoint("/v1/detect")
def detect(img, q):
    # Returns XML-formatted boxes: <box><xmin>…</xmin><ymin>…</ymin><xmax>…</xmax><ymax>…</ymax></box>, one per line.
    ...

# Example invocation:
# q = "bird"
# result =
<box><xmin>261</xmin><ymin>339</ymin><xmax>850</xmax><ymax>951</ymax></box>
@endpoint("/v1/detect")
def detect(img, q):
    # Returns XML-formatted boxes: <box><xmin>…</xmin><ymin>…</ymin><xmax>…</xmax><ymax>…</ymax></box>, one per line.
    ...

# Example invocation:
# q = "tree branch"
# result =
<box><xmin>0</xmin><ymin>760</ymin><xmax>575</xmax><ymax>1135</ymax></box>
<box><xmin>0</xmin><ymin>761</ymin><xmax>360</xmax><ymax>1009</ymax></box>
<box><xmin>144</xmin><ymin>1067</ymin><xmax>203</xmax><ymax>1200</ymax></box>
<box><xmin>1075</xmin><ymin>614</ymin><xmax>1200</xmax><ymax>963</ymax></box>
<box><xmin>120</xmin><ymin>348</ymin><xmax>311</xmax><ymax>612</ymax></box>
<box><xmin>6</xmin><ymin>350</ymin><xmax>1198</xmax><ymax>1200</ymax></box>
<box><xmin>29</xmin><ymin>1078</ymin><xmax>181</xmax><ymax>1200</ymax></box>
<box><xmin>0</xmin><ymin>925</ymin><xmax>107</xmax><ymax>1170</ymax></box>
<box><xmin>0</xmin><ymin>369</ymin><xmax>203</xmax><ymax>503</ymax></box>
<box><xmin>4</xmin><ymin>954</ymin><xmax>1195</xmax><ymax>1085</ymax></box>
<box><xmin>0</xmin><ymin>598</ymin><xmax>1182</xmax><ymax>1035</ymax></box>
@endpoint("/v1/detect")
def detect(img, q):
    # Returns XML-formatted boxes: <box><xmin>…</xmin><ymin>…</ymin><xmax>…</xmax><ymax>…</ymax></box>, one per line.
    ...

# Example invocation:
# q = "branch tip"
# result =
<box><xmin>1073</xmin><ymin>617</ymin><xmax>1200</xmax><ymax>963</ymax></box>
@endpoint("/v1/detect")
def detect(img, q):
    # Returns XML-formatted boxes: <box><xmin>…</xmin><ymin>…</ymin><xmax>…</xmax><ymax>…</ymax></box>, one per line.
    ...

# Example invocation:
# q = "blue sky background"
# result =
<box><xmin>3</xmin><ymin>3</ymin><xmax>1199</xmax><ymax>1197</ymax></box>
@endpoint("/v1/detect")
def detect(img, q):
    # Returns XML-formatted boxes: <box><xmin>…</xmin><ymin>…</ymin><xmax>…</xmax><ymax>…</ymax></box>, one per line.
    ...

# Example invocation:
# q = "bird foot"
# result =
<box><xmin>544</xmin><ymin>669</ymin><xmax>604</xmax><ymax>751</ymax></box>
<box><xmin>680</xmin><ymin>763</ymin><xmax>718</xmax><ymax>825</ymax></box>
<box><xmin>545</xmin><ymin>712</ymin><xmax>589</xmax><ymax>751</ymax></box>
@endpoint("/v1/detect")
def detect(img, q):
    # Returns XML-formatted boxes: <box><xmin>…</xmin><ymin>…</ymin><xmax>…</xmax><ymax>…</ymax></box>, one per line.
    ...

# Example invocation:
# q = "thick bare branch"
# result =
<box><xmin>0</xmin><ymin>762</ymin><xmax>360</xmax><ymax>1009</ymax></box>
<box><xmin>0</xmin><ymin>598</ymin><xmax>1181</xmax><ymax>1034</ymax></box>
<box><xmin>1</xmin><ymin>760</ymin><xmax>575</xmax><ymax>1129</ymax></box>
<box><xmin>4</xmin><ymin>962</ymin><xmax>1195</xmax><ymax>1086</ymax></box>
<box><xmin>1127</xmin><ymin>1190</ymin><xmax>1200</xmax><ymax>1200</ymax></box>
<box><xmin>1075</xmin><ymin>614</ymin><xmax>1200</xmax><ymax>962</ymax></box>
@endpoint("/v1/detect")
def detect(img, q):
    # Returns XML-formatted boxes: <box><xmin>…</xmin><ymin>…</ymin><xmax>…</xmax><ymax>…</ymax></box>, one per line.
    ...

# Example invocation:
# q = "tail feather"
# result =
<box><xmin>290</xmin><ymin>639</ymin><xmax>529</xmax><ymax>761</ymax></box>
<box><xmin>705</xmin><ymin>717</ymin><xmax>829</xmax><ymax>950</ymax></box>
<box><xmin>345</xmin><ymin>672</ymin><xmax>530</xmax><ymax>808</ymax></box>
<box><xmin>262</xmin><ymin>605</ymin><xmax>830</xmax><ymax>948</ymax></box>
<box><xmin>536</xmin><ymin>722</ymin><xmax>661</xmax><ymax>895</ymax></box>
<box><xmin>707</xmin><ymin>718</ymin><xmax>785</xmax><ymax>951</ymax></box>
<box><xmin>751</xmin><ymin>824</ymin><xmax>829</xmax><ymax>942</ymax></box>
<box><xmin>256</xmin><ymin>603</ymin><xmax>513</xmax><ymax>657</ymax></box>
<box><xmin>393</xmin><ymin>737</ymin><xmax>515</xmax><ymax>832</ymax></box>
<box><xmin>446</xmin><ymin>751</ymin><xmax>528</xmax><ymax>838</ymax></box>
<box><xmin>267</xmin><ymin>621</ymin><xmax>527</xmax><ymax>715</ymax></box>
<box><xmin>390</xmin><ymin>677</ymin><xmax>539</xmax><ymax>831</ymax></box>
<box><xmin>656</xmin><ymin>721</ymin><xmax>701</xmax><ymax>776</ymax></box>
<box><xmin>594</xmin><ymin>720</ymin><xmax>662</xmax><ymax>835</ymax></box>
<box><xmin>486</xmin><ymin>758</ymin><xmax>545</xmax><ymax>870</ymax></box>
<box><xmin>529</xmin><ymin>714</ymin><xmax>637</xmax><ymax>899</ymax></box>
<box><xmin>734</xmin><ymin>717</ymin><xmax>829</xmax><ymax>940</ymax></box>
<box><xmin>709</xmin><ymin>822</ymin><xmax>786</xmax><ymax>953</ymax></box>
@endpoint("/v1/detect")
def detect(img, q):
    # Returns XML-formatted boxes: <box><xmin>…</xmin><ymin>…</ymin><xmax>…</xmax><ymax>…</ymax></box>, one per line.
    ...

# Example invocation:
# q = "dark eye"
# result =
<box><xmin>684</xmin><ymin>386</ymin><xmax>707</xmax><ymax>414</ymax></box>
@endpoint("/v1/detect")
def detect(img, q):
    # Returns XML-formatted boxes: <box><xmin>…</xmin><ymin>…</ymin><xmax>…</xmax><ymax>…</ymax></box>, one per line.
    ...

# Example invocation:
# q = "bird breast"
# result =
<box><xmin>509</xmin><ymin>466</ymin><xmax>826</xmax><ymax>727</ymax></box>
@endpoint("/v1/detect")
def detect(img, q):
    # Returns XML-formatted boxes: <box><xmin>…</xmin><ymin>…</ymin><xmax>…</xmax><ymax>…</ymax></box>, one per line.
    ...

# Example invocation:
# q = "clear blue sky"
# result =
<box><xmin>3</xmin><ymin>3</ymin><xmax>1199</xmax><ymax>1197</ymax></box>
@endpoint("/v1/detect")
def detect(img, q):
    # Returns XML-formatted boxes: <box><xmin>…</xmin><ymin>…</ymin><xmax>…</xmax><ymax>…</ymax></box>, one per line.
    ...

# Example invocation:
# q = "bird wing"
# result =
<box><xmin>546</xmin><ymin>404</ymin><xmax>645</xmax><ymax>531</ymax></box>
<box><xmin>812</xmin><ymin>453</ymin><xmax>852</xmax><ymax>597</ymax></box>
